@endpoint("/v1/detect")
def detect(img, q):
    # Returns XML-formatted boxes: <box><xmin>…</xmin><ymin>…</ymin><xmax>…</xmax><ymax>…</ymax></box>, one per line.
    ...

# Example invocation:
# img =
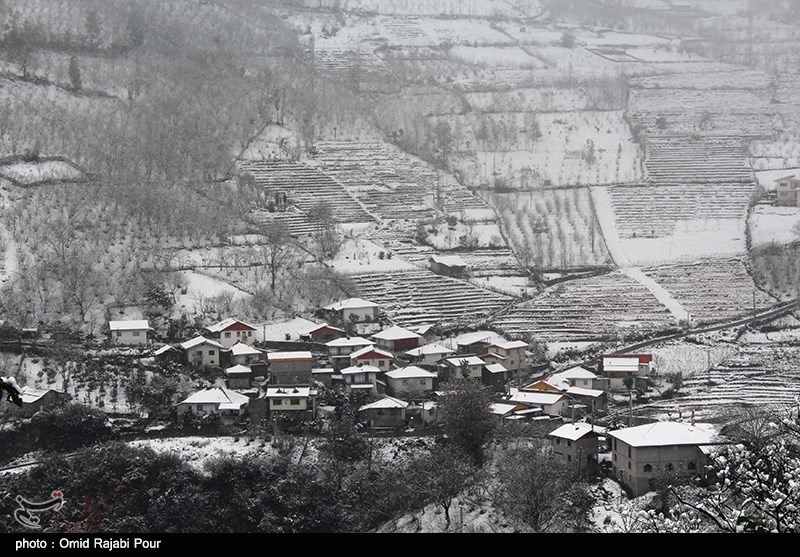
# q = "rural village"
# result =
<box><xmin>2</xmin><ymin>0</ymin><xmax>800</xmax><ymax>535</ymax></box>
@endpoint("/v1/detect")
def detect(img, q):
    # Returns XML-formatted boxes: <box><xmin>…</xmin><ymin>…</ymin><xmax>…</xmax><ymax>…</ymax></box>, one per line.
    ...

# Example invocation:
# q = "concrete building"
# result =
<box><xmin>225</xmin><ymin>364</ymin><xmax>253</xmax><ymax>389</ymax></box>
<box><xmin>321</xmin><ymin>297</ymin><xmax>379</xmax><ymax>324</ymax></box>
<box><xmin>775</xmin><ymin>175</ymin><xmax>800</xmax><ymax>207</ymax></box>
<box><xmin>404</xmin><ymin>343</ymin><xmax>455</xmax><ymax>368</ymax></box>
<box><xmin>371</xmin><ymin>325</ymin><xmax>422</xmax><ymax>353</ymax></box>
<box><xmin>267</xmin><ymin>351</ymin><xmax>314</xmax><ymax>385</ymax></box>
<box><xmin>264</xmin><ymin>386</ymin><xmax>316</xmax><ymax>421</ymax></box>
<box><xmin>482</xmin><ymin>340</ymin><xmax>528</xmax><ymax>378</ymax></box>
<box><xmin>108</xmin><ymin>320</ymin><xmax>150</xmax><ymax>346</ymax></box>
<box><xmin>302</xmin><ymin>323</ymin><xmax>345</xmax><ymax>343</ymax></box>
<box><xmin>482</xmin><ymin>363</ymin><xmax>508</xmax><ymax>392</ymax></box>
<box><xmin>349</xmin><ymin>346</ymin><xmax>394</xmax><ymax>371</ymax></box>
<box><xmin>176</xmin><ymin>387</ymin><xmax>249</xmax><ymax>425</ymax></box>
<box><xmin>180</xmin><ymin>336</ymin><xmax>225</xmax><ymax>368</ymax></box>
<box><xmin>602</xmin><ymin>354</ymin><xmax>652</xmax><ymax>391</ymax></box>
<box><xmin>608</xmin><ymin>421</ymin><xmax>720</xmax><ymax>496</ymax></box>
<box><xmin>325</xmin><ymin>337</ymin><xmax>375</xmax><ymax>370</ymax></box>
<box><xmin>340</xmin><ymin>364</ymin><xmax>381</xmax><ymax>394</ymax></box>
<box><xmin>229</xmin><ymin>342</ymin><xmax>265</xmax><ymax>366</ymax></box>
<box><xmin>429</xmin><ymin>255</ymin><xmax>468</xmax><ymax>278</ymax></box>
<box><xmin>204</xmin><ymin>318</ymin><xmax>257</xmax><ymax>349</ymax></box>
<box><xmin>384</xmin><ymin>366</ymin><xmax>437</xmax><ymax>398</ymax></box>
<box><xmin>359</xmin><ymin>396</ymin><xmax>409</xmax><ymax>429</ymax></box>
<box><xmin>505</xmin><ymin>389</ymin><xmax>569</xmax><ymax>417</ymax></box>
<box><xmin>549</xmin><ymin>422</ymin><xmax>607</xmax><ymax>476</ymax></box>
<box><xmin>439</xmin><ymin>355</ymin><xmax>486</xmax><ymax>381</ymax></box>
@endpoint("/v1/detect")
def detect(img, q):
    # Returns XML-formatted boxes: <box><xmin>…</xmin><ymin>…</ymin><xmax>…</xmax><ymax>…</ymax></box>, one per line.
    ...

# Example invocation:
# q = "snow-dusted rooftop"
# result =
<box><xmin>266</xmin><ymin>351</ymin><xmax>313</xmax><ymax>362</ymax></box>
<box><xmin>549</xmin><ymin>422</ymin><xmax>607</xmax><ymax>441</ymax></box>
<box><xmin>484</xmin><ymin>363</ymin><xmax>507</xmax><ymax>374</ymax></box>
<box><xmin>506</xmin><ymin>389</ymin><xmax>565</xmax><ymax>406</ymax></box>
<box><xmin>488</xmin><ymin>340</ymin><xmax>528</xmax><ymax>350</ymax></box>
<box><xmin>405</xmin><ymin>343</ymin><xmax>454</xmax><ymax>357</ymax></box>
<box><xmin>454</xmin><ymin>330</ymin><xmax>506</xmax><ymax>347</ymax></box>
<box><xmin>19</xmin><ymin>386</ymin><xmax>61</xmax><ymax>404</ymax></box>
<box><xmin>430</xmin><ymin>254</ymin><xmax>467</xmax><ymax>267</ymax></box>
<box><xmin>385</xmin><ymin>366</ymin><xmax>437</xmax><ymax>379</ymax></box>
<box><xmin>351</xmin><ymin>345</ymin><xmax>394</xmax><ymax>359</ymax></box>
<box><xmin>323</xmin><ymin>297</ymin><xmax>378</xmax><ymax>311</ymax></box>
<box><xmin>180</xmin><ymin>336</ymin><xmax>224</xmax><ymax>350</ymax></box>
<box><xmin>179</xmin><ymin>387</ymin><xmax>249</xmax><ymax>408</ymax></box>
<box><xmin>225</xmin><ymin>364</ymin><xmax>252</xmax><ymax>375</ymax></box>
<box><xmin>566</xmin><ymin>386</ymin><xmax>605</xmax><ymax>398</ymax></box>
<box><xmin>260</xmin><ymin>317</ymin><xmax>319</xmax><ymax>341</ymax></box>
<box><xmin>205</xmin><ymin>318</ymin><xmax>256</xmax><ymax>333</ymax></box>
<box><xmin>559</xmin><ymin>366</ymin><xmax>598</xmax><ymax>380</ymax></box>
<box><xmin>153</xmin><ymin>345</ymin><xmax>177</xmax><ymax>356</ymax></box>
<box><xmin>490</xmin><ymin>402</ymin><xmax>518</xmax><ymax>416</ymax></box>
<box><xmin>341</xmin><ymin>364</ymin><xmax>381</xmax><ymax>375</ymax></box>
<box><xmin>372</xmin><ymin>325</ymin><xmax>422</xmax><ymax>341</ymax></box>
<box><xmin>304</xmin><ymin>322</ymin><xmax>344</xmax><ymax>334</ymax></box>
<box><xmin>608</xmin><ymin>422</ymin><xmax>719</xmax><ymax>448</ymax></box>
<box><xmin>359</xmin><ymin>396</ymin><xmax>409</xmax><ymax>411</ymax></box>
<box><xmin>325</xmin><ymin>337</ymin><xmax>374</xmax><ymax>348</ymax></box>
<box><xmin>109</xmin><ymin>320</ymin><xmax>149</xmax><ymax>331</ymax></box>
<box><xmin>442</xmin><ymin>356</ymin><xmax>485</xmax><ymax>366</ymax></box>
<box><xmin>230</xmin><ymin>342</ymin><xmax>263</xmax><ymax>357</ymax></box>
<box><xmin>265</xmin><ymin>386</ymin><xmax>311</xmax><ymax>398</ymax></box>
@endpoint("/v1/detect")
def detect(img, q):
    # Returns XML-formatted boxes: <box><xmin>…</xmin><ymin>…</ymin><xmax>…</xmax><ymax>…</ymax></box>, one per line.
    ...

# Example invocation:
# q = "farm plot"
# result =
<box><xmin>349</xmin><ymin>270</ymin><xmax>512</xmax><ymax>327</ymax></box>
<box><xmin>637</xmin><ymin>344</ymin><xmax>800</xmax><ymax>422</ymax></box>
<box><xmin>485</xmin><ymin>188</ymin><xmax>611</xmax><ymax>270</ymax></box>
<box><xmin>237</xmin><ymin>160</ymin><xmax>375</xmax><ymax>223</ymax></box>
<box><xmin>641</xmin><ymin>258</ymin><xmax>776</xmax><ymax>324</ymax></box>
<box><xmin>644</xmin><ymin>136</ymin><xmax>754</xmax><ymax>183</ymax></box>
<box><xmin>492</xmin><ymin>271</ymin><xmax>675</xmax><ymax>343</ymax></box>
<box><xmin>442</xmin><ymin>110</ymin><xmax>643</xmax><ymax>189</ymax></box>
<box><xmin>748</xmin><ymin>205</ymin><xmax>800</xmax><ymax>247</ymax></box>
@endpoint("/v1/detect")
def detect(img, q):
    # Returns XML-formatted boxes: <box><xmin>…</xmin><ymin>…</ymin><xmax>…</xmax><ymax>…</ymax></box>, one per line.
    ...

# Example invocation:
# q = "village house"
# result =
<box><xmin>180</xmin><ymin>336</ymin><xmax>225</xmax><ymax>368</ymax></box>
<box><xmin>482</xmin><ymin>363</ymin><xmax>508</xmax><ymax>392</ymax></box>
<box><xmin>608</xmin><ymin>421</ymin><xmax>721</xmax><ymax>496</ymax></box>
<box><xmin>371</xmin><ymin>325</ymin><xmax>422</xmax><ymax>352</ymax></box>
<box><xmin>9</xmin><ymin>387</ymin><xmax>70</xmax><ymax>418</ymax></box>
<box><xmin>225</xmin><ymin>364</ymin><xmax>253</xmax><ymax>389</ymax></box>
<box><xmin>439</xmin><ymin>355</ymin><xmax>486</xmax><ymax>381</ymax></box>
<box><xmin>311</xmin><ymin>367</ymin><xmax>335</xmax><ymax>387</ymax></box>
<box><xmin>302</xmin><ymin>323</ymin><xmax>345</xmax><ymax>343</ymax></box>
<box><xmin>404</xmin><ymin>343</ymin><xmax>455</xmax><ymax>368</ymax></box>
<box><xmin>204</xmin><ymin>318</ymin><xmax>257</xmax><ymax>349</ymax></box>
<box><xmin>602</xmin><ymin>354</ymin><xmax>652</xmax><ymax>391</ymax></box>
<box><xmin>153</xmin><ymin>344</ymin><xmax>182</xmax><ymax>364</ymax></box>
<box><xmin>176</xmin><ymin>387</ymin><xmax>249</xmax><ymax>425</ymax></box>
<box><xmin>384</xmin><ymin>366</ymin><xmax>437</xmax><ymax>398</ymax></box>
<box><xmin>553</xmin><ymin>366</ymin><xmax>608</xmax><ymax>391</ymax></box>
<box><xmin>340</xmin><ymin>364</ymin><xmax>381</xmax><ymax>394</ymax></box>
<box><xmin>108</xmin><ymin>320</ymin><xmax>150</xmax><ymax>346</ymax></box>
<box><xmin>775</xmin><ymin>175</ymin><xmax>800</xmax><ymax>207</ymax></box>
<box><xmin>321</xmin><ymin>297</ymin><xmax>379</xmax><ymax>325</ymax></box>
<box><xmin>325</xmin><ymin>337</ymin><xmax>375</xmax><ymax>370</ymax></box>
<box><xmin>490</xmin><ymin>402</ymin><xmax>519</xmax><ymax>424</ymax></box>
<box><xmin>349</xmin><ymin>345</ymin><xmax>394</xmax><ymax>371</ymax></box>
<box><xmin>229</xmin><ymin>342</ymin><xmax>265</xmax><ymax>366</ymax></box>
<box><xmin>524</xmin><ymin>371</ymin><xmax>608</xmax><ymax>416</ymax></box>
<box><xmin>505</xmin><ymin>388</ymin><xmax>569</xmax><ymax>417</ymax></box>
<box><xmin>453</xmin><ymin>331</ymin><xmax>505</xmax><ymax>355</ymax></box>
<box><xmin>267</xmin><ymin>351</ymin><xmax>314</xmax><ymax>385</ymax></box>
<box><xmin>481</xmin><ymin>340</ymin><xmax>529</xmax><ymax>378</ymax></box>
<box><xmin>264</xmin><ymin>386</ymin><xmax>316</xmax><ymax>421</ymax></box>
<box><xmin>429</xmin><ymin>254</ymin><xmax>468</xmax><ymax>278</ymax></box>
<box><xmin>549</xmin><ymin>422</ymin><xmax>607</xmax><ymax>476</ymax></box>
<box><xmin>414</xmin><ymin>324</ymin><xmax>439</xmax><ymax>346</ymax></box>
<box><xmin>358</xmin><ymin>396</ymin><xmax>409</xmax><ymax>429</ymax></box>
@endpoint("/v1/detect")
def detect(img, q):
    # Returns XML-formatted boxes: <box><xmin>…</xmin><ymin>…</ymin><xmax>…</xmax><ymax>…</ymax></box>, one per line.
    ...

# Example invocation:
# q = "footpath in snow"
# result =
<box><xmin>590</xmin><ymin>186</ymin><xmax>688</xmax><ymax>323</ymax></box>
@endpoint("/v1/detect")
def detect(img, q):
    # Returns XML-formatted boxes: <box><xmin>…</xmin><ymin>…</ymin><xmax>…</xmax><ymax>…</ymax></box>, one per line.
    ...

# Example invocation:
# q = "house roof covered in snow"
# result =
<box><xmin>549</xmin><ymin>422</ymin><xmax>607</xmax><ymax>441</ymax></box>
<box><xmin>442</xmin><ymin>356</ymin><xmax>485</xmax><ymax>366</ymax></box>
<box><xmin>180</xmin><ymin>336</ymin><xmax>224</xmax><ymax>350</ymax></box>
<box><xmin>230</xmin><ymin>342</ymin><xmax>263</xmax><ymax>357</ymax></box>
<box><xmin>266</xmin><ymin>351</ymin><xmax>313</xmax><ymax>362</ymax></box>
<box><xmin>385</xmin><ymin>366</ymin><xmax>437</xmax><ymax>379</ymax></box>
<box><xmin>179</xmin><ymin>387</ymin><xmax>249</xmax><ymax>408</ymax></box>
<box><xmin>311</xmin><ymin>367</ymin><xmax>334</xmax><ymax>375</ymax></box>
<box><xmin>487</xmin><ymin>340</ymin><xmax>528</xmax><ymax>350</ymax></box>
<box><xmin>109</xmin><ymin>320</ymin><xmax>149</xmax><ymax>331</ymax></box>
<box><xmin>359</xmin><ymin>396</ymin><xmax>409</xmax><ymax>411</ymax></box>
<box><xmin>305</xmin><ymin>323</ymin><xmax>344</xmax><ymax>335</ymax></box>
<box><xmin>506</xmin><ymin>389</ymin><xmax>566</xmax><ymax>407</ymax></box>
<box><xmin>205</xmin><ymin>318</ymin><xmax>256</xmax><ymax>333</ymax></box>
<box><xmin>325</xmin><ymin>337</ymin><xmax>374</xmax><ymax>348</ymax></box>
<box><xmin>265</xmin><ymin>386</ymin><xmax>311</xmax><ymax>398</ymax></box>
<box><xmin>405</xmin><ymin>343</ymin><xmax>454</xmax><ymax>357</ymax></box>
<box><xmin>322</xmin><ymin>297</ymin><xmax>378</xmax><ymax>311</ymax></box>
<box><xmin>19</xmin><ymin>387</ymin><xmax>62</xmax><ymax>405</ymax></box>
<box><xmin>260</xmin><ymin>317</ymin><xmax>319</xmax><ymax>341</ymax></box>
<box><xmin>566</xmin><ymin>386</ymin><xmax>605</xmax><ymax>398</ymax></box>
<box><xmin>454</xmin><ymin>331</ymin><xmax>506</xmax><ymax>347</ymax></box>
<box><xmin>350</xmin><ymin>345</ymin><xmax>394</xmax><ymax>360</ymax></box>
<box><xmin>559</xmin><ymin>366</ymin><xmax>598</xmax><ymax>380</ymax></box>
<box><xmin>225</xmin><ymin>364</ymin><xmax>252</xmax><ymax>375</ymax></box>
<box><xmin>607</xmin><ymin>422</ymin><xmax>719</xmax><ymax>448</ymax></box>
<box><xmin>341</xmin><ymin>365</ymin><xmax>381</xmax><ymax>375</ymax></box>
<box><xmin>153</xmin><ymin>345</ymin><xmax>177</xmax><ymax>356</ymax></box>
<box><xmin>430</xmin><ymin>254</ymin><xmax>467</xmax><ymax>267</ymax></box>
<box><xmin>484</xmin><ymin>363</ymin><xmax>508</xmax><ymax>374</ymax></box>
<box><xmin>490</xmin><ymin>402</ymin><xmax>518</xmax><ymax>416</ymax></box>
<box><xmin>372</xmin><ymin>325</ymin><xmax>421</xmax><ymax>341</ymax></box>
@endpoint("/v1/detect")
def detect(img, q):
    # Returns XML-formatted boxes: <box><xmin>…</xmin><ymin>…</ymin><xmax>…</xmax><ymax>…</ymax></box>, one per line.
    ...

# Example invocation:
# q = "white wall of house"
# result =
<box><xmin>387</xmin><ymin>376</ymin><xmax>433</xmax><ymax>397</ymax></box>
<box><xmin>269</xmin><ymin>397</ymin><xmax>309</xmax><ymax>412</ymax></box>
<box><xmin>189</xmin><ymin>344</ymin><xmax>221</xmax><ymax>367</ymax></box>
<box><xmin>611</xmin><ymin>439</ymin><xmax>706</xmax><ymax>496</ymax></box>
<box><xmin>341</xmin><ymin>307</ymin><xmax>378</xmax><ymax>323</ymax></box>
<box><xmin>112</xmin><ymin>329</ymin><xmax>148</xmax><ymax>346</ymax></box>
<box><xmin>217</xmin><ymin>328</ymin><xmax>255</xmax><ymax>348</ymax></box>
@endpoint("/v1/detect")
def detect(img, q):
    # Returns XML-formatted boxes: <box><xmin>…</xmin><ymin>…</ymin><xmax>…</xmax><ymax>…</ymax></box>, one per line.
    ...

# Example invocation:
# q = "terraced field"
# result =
<box><xmin>644</xmin><ymin>136</ymin><xmax>754</xmax><ymax>184</ymax></box>
<box><xmin>350</xmin><ymin>270</ymin><xmax>513</xmax><ymax>327</ymax></box>
<box><xmin>237</xmin><ymin>160</ymin><xmax>375</xmax><ymax>223</ymax></box>
<box><xmin>249</xmin><ymin>208</ymin><xmax>321</xmax><ymax>237</ymax></box>
<box><xmin>642</xmin><ymin>259</ymin><xmax>777</xmax><ymax>324</ymax></box>
<box><xmin>492</xmin><ymin>271</ymin><xmax>675</xmax><ymax>342</ymax></box>
<box><xmin>608</xmin><ymin>183</ymin><xmax>754</xmax><ymax>238</ymax></box>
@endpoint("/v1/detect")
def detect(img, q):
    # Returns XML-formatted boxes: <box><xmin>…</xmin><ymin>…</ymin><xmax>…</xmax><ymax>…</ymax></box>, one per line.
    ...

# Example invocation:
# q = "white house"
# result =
<box><xmin>340</xmin><ymin>364</ymin><xmax>381</xmax><ymax>394</ymax></box>
<box><xmin>204</xmin><ymin>318</ymin><xmax>257</xmax><ymax>349</ymax></box>
<box><xmin>349</xmin><ymin>345</ymin><xmax>394</xmax><ymax>370</ymax></box>
<box><xmin>359</xmin><ymin>396</ymin><xmax>409</xmax><ymax>428</ymax></box>
<box><xmin>180</xmin><ymin>336</ymin><xmax>225</xmax><ymax>367</ymax></box>
<box><xmin>505</xmin><ymin>388</ymin><xmax>569</xmax><ymax>417</ymax></box>
<box><xmin>481</xmin><ymin>340</ymin><xmax>528</xmax><ymax>377</ymax></box>
<box><xmin>229</xmin><ymin>342</ymin><xmax>265</xmax><ymax>366</ymax></box>
<box><xmin>322</xmin><ymin>297</ymin><xmax>379</xmax><ymax>324</ymax></box>
<box><xmin>602</xmin><ymin>354</ymin><xmax>652</xmax><ymax>391</ymax></box>
<box><xmin>439</xmin><ymin>355</ymin><xmax>486</xmax><ymax>381</ymax></box>
<box><xmin>371</xmin><ymin>325</ymin><xmax>422</xmax><ymax>352</ymax></box>
<box><xmin>176</xmin><ymin>387</ymin><xmax>249</xmax><ymax>425</ymax></box>
<box><xmin>384</xmin><ymin>366</ymin><xmax>437</xmax><ymax>397</ymax></box>
<box><xmin>225</xmin><ymin>364</ymin><xmax>253</xmax><ymax>389</ymax></box>
<box><xmin>404</xmin><ymin>343</ymin><xmax>455</xmax><ymax>367</ymax></box>
<box><xmin>109</xmin><ymin>320</ymin><xmax>150</xmax><ymax>346</ymax></box>
<box><xmin>549</xmin><ymin>422</ymin><xmax>607</xmax><ymax>476</ymax></box>
<box><xmin>264</xmin><ymin>386</ymin><xmax>316</xmax><ymax>420</ymax></box>
<box><xmin>325</xmin><ymin>337</ymin><xmax>375</xmax><ymax>370</ymax></box>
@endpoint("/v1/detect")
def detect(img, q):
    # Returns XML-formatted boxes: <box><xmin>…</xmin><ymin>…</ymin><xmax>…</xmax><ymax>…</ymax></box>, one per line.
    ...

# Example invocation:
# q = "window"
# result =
<box><xmin>225</xmin><ymin>332</ymin><xmax>231</xmax><ymax>338</ymax></box>
<box><xmin>644</xmin><ymin>464</ymin><xmax>652</xmax><ymax>473</ymax></box>
<box><xmin>196</xmin><ymin>351</ymin><xmax>203</xmax><ymax>358</ymax></box>
<box><xmin>402</xmin><ymin>379</ymin><xmax>409</xmax><ymax>386</ymax></box>
<box><xmin>364</xmin><ymin>373</ymin><xmax>371</xmax><ymax>383</ymax></box>
<box><xmin>132</xmin><ymin>331</ymin><xmax>140</xmax><ymax>337</ymax></box>
<box><xmin>236</xmin><ymin>331</ymin><xmax>241</xmax><ymax>337</ymax></box>
<box><xmin>248</xmin><ymin>331</ymin><xmax>253</xmax><ymax>337</ymax></box>
<box><xmin>556</xmin><ymin>438</ymin><xmax>561</xmax><ymax>445</ymax></box>
<box><xmin>290</xmin><ymin>399</ymin><xmax>300</xmax><ymax>406</ymax></box>
<box><xmin>688</xmin><ymin>461</ymin><xmax>696</xmax><ymax>470</ymax></box>
<box><xmin>567</xmin><ymin>455</ymin><xmax>572</xmax><ymax>462</ymax></box>
<box><xmin>196</xmin><ymin>405</ymin><xmax>203</xmax><ymax>411</ymax></box>
<box><xmin>567</xmin><ymin>440</ymin><xmax>572</xmax><ymax>447</ymax></box>
<box><xmin>379</xmin><ymin>360</ymin><xmax>385</xmax><ymax>367</ymax></box>
<box><xmin>420</xmin><ymin>379</ymin><xmax>426</xmax><ymax>385</ymax></box>
<box><xmin>628</xmin><ymin>462</ymin><xmax>631</xmax><ymax>469</ymax></box>
<box><xmin>116</xmin><ymin>331</ymin><xmax>122</xmax><ymax>337</ymax></box>
<box><xmin>208</xmin><ymin>350</ymin><xmax>215</xmax><ymax>356</ymax></box>
<box><xmin>666</xmin><ymin>463</ymin><xmax>674</xmax><ymax>471</ymax></box>
<box><xmin>273</xmin><ymin>399</ymin><xmax>282</xmax><ymax>406</ymax></box>
<box><xmin>377</xmin><ymin>409</ymin><xmax>384</xmax><ymax>416</ymax></box>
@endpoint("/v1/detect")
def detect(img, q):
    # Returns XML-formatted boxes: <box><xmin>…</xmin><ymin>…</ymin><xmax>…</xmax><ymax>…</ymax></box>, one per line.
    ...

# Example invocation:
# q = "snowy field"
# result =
<box><xmin>175</xmin><ymin>270</ymin><xmax>252</xmax><ymax>315</ymax></box>
<box><xmin>749</xmin><ymin>205</ymin><xmax>800</xmax><ymax>246</ymax></box>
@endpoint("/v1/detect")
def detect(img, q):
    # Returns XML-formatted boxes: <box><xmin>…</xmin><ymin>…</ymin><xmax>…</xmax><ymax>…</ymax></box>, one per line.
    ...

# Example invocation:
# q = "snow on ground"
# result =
<box><xmin>740</xmin><ymin>329</ymin><xmax>800</xmax><ymax>344</ymax></box>
<box><xmin>591</xmin><ymin>186</ymin><xmax>630</xmax><ymax>267</ymax></box>
<box><xmin>239</xmin><ymin>124</ymin><xmax>297</xmax><ymax>161</ymax></box>
<box><xmin>754</xmin><ymin>168</ymin><xmax>800</xmax><ymax>190</ymax></box>
<box><xmin>749</xmin><ymin>205</ymin><xmax>800</xmax><ymax>246</ymax></box>
<box><xmin>176</xmin><ymin>270</ymin><xmax>251</xmax><ymax>314</ymax></box>
<box><xmin>619</xmin><ymin>219</ymin><xmax>746</xmax><ymax>265</ymax></box>
<box><xmin>375</xmin><ymin>495</ymin><xmax>515</xmax><ymax>533</ymax></box>
<box><xmin>589</xmin><ymin>478</ymin><xmax>650</xmax><ymax>533</ymax></box>
<box><xmin>621</xmin><ymin>268</ymin><xmax>687</xmax><ymax>322</ymax></box>
<box><xmin>426</xmin><ymin>222</ymin><xmax>505</xmax><ymax>250</ymax></box>
<box><xmin>256</xmin><ymin>316</ymin><xmax>319</xmax><ymax>342</ymax></box>
<box><xmin>0</xmin><ymin>160</ymin><xmax>84</xmax><ymax>185</ymax></box>
<box><xmin>547</xmin><ymin>341</ymin><xmax>599</xmax><ymax>357</ymax></box>
<box><xmin>331</xmin><ymin>238</ymin><xmax>417</xmax><ymax>275</ymax></box>
<box><xmin>448</xmin><ymin>46</ymin><xmax>546</xmax><ymax>68</ymax></box>
<box><xmin>129</xmin><ymin>436</ymin><xmax>280</xmax><ymax>471</ymax></box>
<box><xmin>0</xmin><ymin>217</ymin><xmax>18</xmax><ymax>282</ymax></box>
<box><xmin>470</xmin><ymin>275</ymin><xmax>536</xmax><ymax>297</ymax></box>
